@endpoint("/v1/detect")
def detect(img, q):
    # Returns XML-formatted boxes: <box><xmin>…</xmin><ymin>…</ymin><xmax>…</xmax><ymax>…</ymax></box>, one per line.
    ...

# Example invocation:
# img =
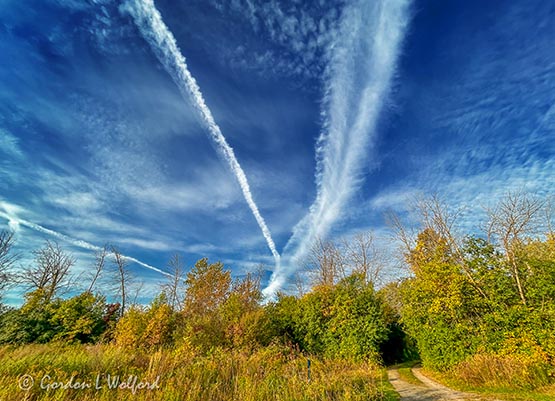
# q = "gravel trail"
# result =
<box><xmin>387</xmin><ymin>367</ymin><xmax>494</xmax><ymax>401</ymax></box>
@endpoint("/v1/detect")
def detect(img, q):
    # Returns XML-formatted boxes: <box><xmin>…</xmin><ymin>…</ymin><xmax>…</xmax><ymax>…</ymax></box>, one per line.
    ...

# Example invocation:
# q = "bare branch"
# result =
<box><xmin>343</xmin><ymin>231</ymin><xmax>385</xmax><ymax>286</ymax></box>
<box><xmin>0</xmin><ymin>230</ymin><xmax>18</xmax><ymax>296</ymax></box>
<box><xmin>385</xmin><ymin>211</ymin><xmax>415</xmax><ymax>256</ymax></box>
<box><xmin>544</xmin><ymin>195</ymin><xmax>554</xmax><ymax>237</ymax></box>
<box><xmin>485</xmin><ymin>191</ymin><xmax>544</xmax><ymax>305</ymax></box>
<box><xmin>111</xmin><ymin>245</ymin><xmax>131</xmax><ymax>317</ymax></box>
<box><xmin>21</xmin><ymin>240</ymin><xmax>74</xmax><ymax>302</ymax></box>
<box><xmin>161</xmin><ymin>253</ymin><xmax>185</xmax><ymax>311</ymax></box>
<box><xmin>306</xmin><ymin>238</ymin><xmax>345</xmax><ymax>287</ymax></box>
<box><xmin>294</xmin><ymin>271</ymin><xmax>307</xmax><ymax>297</ymax></box>
<box><xmin>130</xmin><ymin>281</ymin><xmax>145</xmax><ymax>307</ymax></box>
<box><xmin>88</xmin><ymin>244</ymin><xmax>107</xmax><ymax>293</ymax></box>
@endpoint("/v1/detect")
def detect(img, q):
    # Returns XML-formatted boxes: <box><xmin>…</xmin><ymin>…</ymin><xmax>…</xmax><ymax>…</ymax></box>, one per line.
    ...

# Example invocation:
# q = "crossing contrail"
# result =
<box><xmin>263</xmin><ymin>0</ymin><xmax>411</xmax><ymax>296</ymax></box>
<box><xmin>122</xmin><ymin>0</ymin><xmax>281</xmax><ymax>269</ymax></box>
<box><xmin>0</xmin><ymin>204</ymin><xmax>170</xmax><ymax>276</ymax></box>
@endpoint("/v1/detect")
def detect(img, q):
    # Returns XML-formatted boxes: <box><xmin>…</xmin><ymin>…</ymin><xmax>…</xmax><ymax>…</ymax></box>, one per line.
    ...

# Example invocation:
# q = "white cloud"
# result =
<box><xmin>117</xmin><ymin>237</ymin><xmax>176</xmax><ymax>252</ymax></box>
<box><xmin>200</xmin><ymin>0</ymin><xmax>343</xmax><ymax>81</ymax></box>
<box><xmin>0</xmin><ymin>129</ymin><xmax>23</xmax><ymax>159</ymax></box>
<box><xmin>264</xmin><ymin>0</ymin><xmax>412</xmax><ymax>296</ymax></box>
<box><xmin>135</xmin><ymin>164</ymin><xmax>241</xmax><ymax>212</ymax></box>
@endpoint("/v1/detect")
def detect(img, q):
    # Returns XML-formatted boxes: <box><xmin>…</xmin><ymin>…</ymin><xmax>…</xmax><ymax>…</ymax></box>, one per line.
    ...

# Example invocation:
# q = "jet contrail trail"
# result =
<box><xmin>121</xmin><ymin>0</ymin><xmax>280</xmax><ymax>269</ymax></box>
<box><xmin>263</xmin><ymin>0</ymin><xmax>411</xmax><ymax>296</ymax></box>
<box><xmin>0</xmin><ymin>207</ymin><xmax>170</xmax><ymax>277</ymax></box>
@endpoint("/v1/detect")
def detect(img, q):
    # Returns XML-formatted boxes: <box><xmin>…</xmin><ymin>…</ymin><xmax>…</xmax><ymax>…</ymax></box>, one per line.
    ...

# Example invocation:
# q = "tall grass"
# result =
<box><xmin>450</xmin><ymin>353</ymin><xmax>553</xmax><ymax>390</ymax></box>
<box><xmin>0</xmin><ymin>344</ymin><xmax>396</xmax><ymax>401</ymax></box>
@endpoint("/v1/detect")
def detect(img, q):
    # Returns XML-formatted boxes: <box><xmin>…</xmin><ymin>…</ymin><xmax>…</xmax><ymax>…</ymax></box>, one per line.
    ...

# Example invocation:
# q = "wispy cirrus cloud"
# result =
<box><xmin>170</xmin><ymin>0</ymin><xmax>344</xmax><ymax>84</ymax></box>
<box><xmin>0</xmin><ymin>129</ymin><xmax>23</xmax><ymax>159</ymax></box>
<box><xmin>263</xmin><ymin>0</ymin><xmax>412</xmax><ymax>296</ymax></box>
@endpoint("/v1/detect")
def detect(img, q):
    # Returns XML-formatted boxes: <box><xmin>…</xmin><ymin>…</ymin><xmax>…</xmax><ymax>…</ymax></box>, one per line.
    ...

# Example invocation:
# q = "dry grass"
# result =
<box><xmin>451</xmin><ymin>354</ymin><xmax>552</xmax><ymax>390</ymax></box>
<box><xmin>419</xmin><ymin>353</ymin><xmax>555</xmax><ymax>401</ymax></box>
<box><xmin>0</xmin><ymin>343</ymin><xmax>397</xmax><ymax>401</ymax></box>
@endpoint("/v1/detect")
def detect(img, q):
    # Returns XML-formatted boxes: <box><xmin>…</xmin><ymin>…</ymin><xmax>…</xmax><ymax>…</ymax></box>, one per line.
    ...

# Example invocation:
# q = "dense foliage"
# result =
<box><xmin>0</xmin><ymin>248</ymin><xmax>394</xmax><ymax>366</ymax></box>
<box><xmin>399</xmin><ymin>194</ymin><xmax>555</xmax><ymax>389</ymax></box>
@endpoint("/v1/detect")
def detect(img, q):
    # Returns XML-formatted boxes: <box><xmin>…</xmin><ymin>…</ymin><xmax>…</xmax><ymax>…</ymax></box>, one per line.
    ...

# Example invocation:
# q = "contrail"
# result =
<box><xmin>0</xmin><ymin>206</ymin><xmax>170</xmax><ymax>277</ymax></box>
<box><xmin>263</xmin><ymin>0</ymin><xmax>411</xmax><ymax>296</ymax></box>
<box><xmin>121</xmin><ymin>0</ymin><xmax>281</xmax><ymax>269</ymax></box>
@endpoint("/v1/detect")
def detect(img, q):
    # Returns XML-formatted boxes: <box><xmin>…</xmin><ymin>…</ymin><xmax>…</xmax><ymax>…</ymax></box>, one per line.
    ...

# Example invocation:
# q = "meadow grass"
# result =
<box><xmin>0</xmin><ymin>343</ymin><xmax>398</xmax><ymax>401</ymax></box>
<box><xmin>422</xmin><ymin>354</ymin><xmax>555</xmax><ymax>401</ymax></box>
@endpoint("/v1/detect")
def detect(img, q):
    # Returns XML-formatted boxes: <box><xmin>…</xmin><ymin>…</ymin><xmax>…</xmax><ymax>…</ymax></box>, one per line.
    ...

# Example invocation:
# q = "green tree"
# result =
<box><xmin>265</xmin><ymin>293</ymin><xmax>301</xmax><ymax>346</ymax></box>
<box><xmin>324</xmin><ymin>274</ymin><xmax>388</xmax><ymax>361</ymax></box>
<box><xmin>401</xmin><ymin>229</ymin><xmax>480</xmax><ymax>370</ymax></box>
<box><xmin>293</xmin><ymin>273</ymin><xmax>388</xmax><ymax>362</ymax></box>
<box><xmin>49</xmin><ymin>292</ymin><xmax>107</xmax><ymax>343</ymax></box>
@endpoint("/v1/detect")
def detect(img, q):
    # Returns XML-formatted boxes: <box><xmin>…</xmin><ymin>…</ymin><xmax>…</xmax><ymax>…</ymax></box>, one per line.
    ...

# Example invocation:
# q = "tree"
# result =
<box><xmin>183</xmin><ymin>258</ymin><xmax>231</xmax><ymax>316</ymax></box>
<box><xmin>161</xmin><ymin>253</ymin><xmax>185</xmax><ymax>311</ymax></box>
<box><xmin>113</xmin><ymin>306</ymin><xmax>147</xmax><ymax>348</ymax></box>
<box><xmin>307</xmin><ymin>238</ymin><xmax>345</xmax><ymax>287</ymax></box>
<box><xmin>13</xmin><ymin>289</ymin><xmax>57</xmax><ymax>343</ymax></box>
<box><xmin>325</xmin><ymin>274</ymin><xmax>389</xmax><ymax>361</ymax></box>
<box><xmin>181</xmin><ymin>258</ymin><xmax>232</xmax><ymax>351</ymax></box>
<box><xmin>220</xmin><ymin>272</ymin><xmax>269</xmax><ymax>348</ymax></box>
<box><xmin>390</xmin><ymin>195</ymin><xmax>489</xmax><ymax>301</ymax></box>
<box><xmin>49</xmin><ymin>292</ymin><xmax>107</xmax><ymax>343</ymax></box>
<box><xmin>400</xmin><ymin>229</ymin><xmax>476</xmax><ymax>370</ymax></box>
<box><xmin>142</xmin><ymin>294</ymin><xmax>175</xmax><ymax>349</ymax></box>
<box><xmin>0</xmin><ymin>230</ymin><xmax>17</xmax><ymax>299</ymax></box>
<box><xmin>343</xmin><ymin>231</ymin><xmax>384</xmax><ymax>286</ymax></box>
<box><xmin>295</xmin><ymin>273</ymin><xmax>388</xmax><ymax>361</ymax></box>
<box><xmin>22</xmin><ymin>241</ymin><xmax>74</xmax><ymax>303</ymax></box>
<box><xmin>113</xmin><ymin>294</ymin><xmax>176</xmax><ymax>349</ymax></box>
<box><xmin>265</xmin><ymin>293</ymin><xmax>301</xmax><ymax>346</ymax></box>
<box><xmin>111</xmin><ymin>246</ymin><xmax>131</xmax><ymax>317</ymax></box>
<box><xmin>517</xmin><ymin>235</ymin><xmax>555</xmax><ymax>308</ymax></box>
<box><xmin>486</xmin><ymin>192</ymin><xmax>544</xmax><ymax>305</ymax></box>
<box><xmin>88</xmin><ymin>244</ymin><xmax>107</xmax><ymax>293</ymax></box>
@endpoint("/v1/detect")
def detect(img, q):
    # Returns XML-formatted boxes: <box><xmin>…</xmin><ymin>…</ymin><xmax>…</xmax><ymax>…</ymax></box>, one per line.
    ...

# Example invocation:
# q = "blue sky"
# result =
<box><xmin>1</xmin><ymin>0</ymin><xmax>554</xmax><ymax>303</ymax></box>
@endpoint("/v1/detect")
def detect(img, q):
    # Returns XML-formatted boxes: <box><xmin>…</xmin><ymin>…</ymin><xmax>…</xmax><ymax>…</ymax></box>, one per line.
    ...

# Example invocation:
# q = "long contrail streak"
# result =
<box><xmin>121</xmin><ymin>0</ymin><xmax>281</xmax><ymax>269</ymax></box>
<box><xmin>263</xmin><ymin>0</ymin><xmax>411</xmax><ymax>296</ymax></box>
<box><xmin>0</xmin><ymin>208</ymin><xmax>169</xmax><ymax>277</ymax></box>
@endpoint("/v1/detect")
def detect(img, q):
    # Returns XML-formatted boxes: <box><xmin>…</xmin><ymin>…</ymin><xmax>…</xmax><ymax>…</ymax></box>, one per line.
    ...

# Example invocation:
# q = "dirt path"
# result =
<box><xmin>387</xmin><ymin>367</ymin><xmax>489</xmax><ymax>401</ymax></box>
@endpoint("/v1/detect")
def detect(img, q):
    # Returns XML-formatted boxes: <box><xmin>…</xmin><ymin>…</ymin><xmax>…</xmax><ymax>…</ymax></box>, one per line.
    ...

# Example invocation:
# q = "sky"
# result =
<box><xmin>0</xmin><ymin>0</ymin><xmax>554</xmax><ymax>304</ymax></box>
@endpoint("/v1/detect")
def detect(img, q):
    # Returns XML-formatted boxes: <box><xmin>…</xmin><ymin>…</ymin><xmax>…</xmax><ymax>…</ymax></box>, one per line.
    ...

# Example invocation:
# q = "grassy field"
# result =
<box><xmin>0</xmin><ymin>344</ymin><xmax>399</xmax><ymax>401</ymax></box>
<box><xmin>422</xmin><ymin>359</ymin><xmax>555</xmax><ymax>401</ymax></box>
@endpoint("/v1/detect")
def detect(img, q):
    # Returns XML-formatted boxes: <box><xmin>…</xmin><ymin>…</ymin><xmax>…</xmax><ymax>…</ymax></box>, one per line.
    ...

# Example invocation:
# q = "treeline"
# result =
<box><xmin>0</xmin><ymin>232</ymin><xmax>406</xmax><ymax>365</ymax></box>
